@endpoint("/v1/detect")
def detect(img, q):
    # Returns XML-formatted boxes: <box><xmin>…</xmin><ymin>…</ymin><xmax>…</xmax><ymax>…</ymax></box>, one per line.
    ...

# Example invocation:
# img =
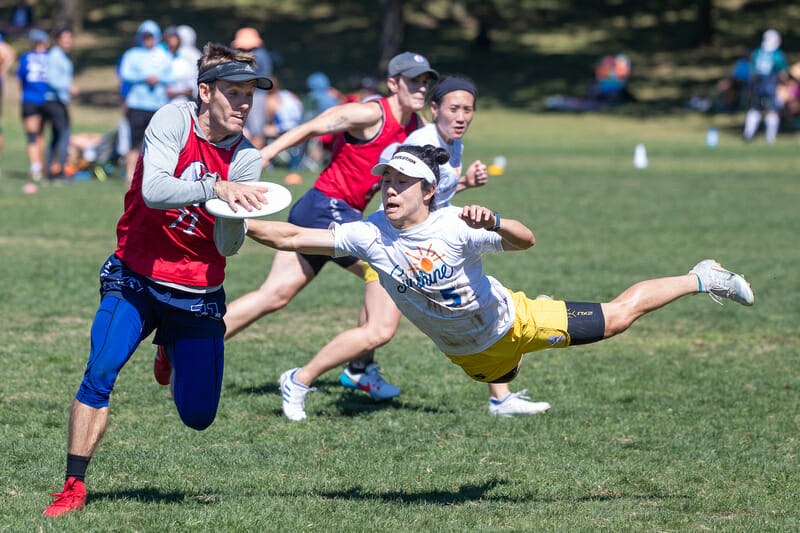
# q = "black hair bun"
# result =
<box><xmin>422</xmin><ymin>144</ymin><xmax>450</xmax><ymax>166</ymax></box>
<box><xmin>434</xmin><ymin>147</ymin><xmax>450</xmax><ymax>166</ymax></box>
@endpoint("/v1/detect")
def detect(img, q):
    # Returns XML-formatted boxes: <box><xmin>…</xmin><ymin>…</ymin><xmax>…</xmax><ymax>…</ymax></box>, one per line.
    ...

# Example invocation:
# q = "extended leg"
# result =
<box><xmin>45</xmin><ymin>296</ymin><xmax>145</xmax><ymax>517</ymax></box>
<box><xmin>601</xmin><ymin>259</ymin><xmax>752</xmax><ymax>339</ymax></box>
<box><xmin>280</xmin><ymin>280</ymin><xmax>402</xmax><ymax>421</ymax></box>
<box><xmin>294</xmin><ymin>280</ymin><xmax>401</xmax><ymax>387</ymax></box>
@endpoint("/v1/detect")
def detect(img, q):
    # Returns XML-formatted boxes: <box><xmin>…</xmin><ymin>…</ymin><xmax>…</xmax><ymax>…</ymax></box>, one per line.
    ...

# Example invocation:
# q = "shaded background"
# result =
<box><xmin>1</xmin><ymin>0</ymin><xmax>799</xmax><ymax>118</ymax></box>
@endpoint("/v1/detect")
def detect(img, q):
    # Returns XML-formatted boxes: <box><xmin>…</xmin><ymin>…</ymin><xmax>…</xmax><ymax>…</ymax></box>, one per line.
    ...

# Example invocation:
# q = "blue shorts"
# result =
<box><xmin>752</xmin><ymin>76</ymin><xmax>781</xmax><ymax>111</ymax></box>
<box><xmin>287</xmin><ymin>187</ymin><xmax>362</xmax><ymax>274</ymax></box>
<box><xmin>76</xmin><ymin>254</ymin><xmax>226</xmax><ymax>430</ymax></box>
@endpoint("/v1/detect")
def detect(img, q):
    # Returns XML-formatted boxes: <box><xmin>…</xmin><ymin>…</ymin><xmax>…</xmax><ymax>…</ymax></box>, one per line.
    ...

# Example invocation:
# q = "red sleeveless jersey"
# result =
<box><xmin>314</xmin><ymin>97</ymin><xmax>420</xmax><ymax>211</ymax></box>
<box><xmin>115</xmin><ymin>118</ymin><xmax>242</xmax><ymax>287</ymax></box>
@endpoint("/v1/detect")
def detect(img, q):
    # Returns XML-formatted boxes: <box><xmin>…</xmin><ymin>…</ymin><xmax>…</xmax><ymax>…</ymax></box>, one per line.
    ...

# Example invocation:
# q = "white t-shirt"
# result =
<box><xmin>378</xmin><ymin>123</ymin><xmax>464</xmax><ymax>210</ymax></box>
<box><xmin>274</xmin><ymin>90</ymin><xmax>304</xmax><ymax>133</ymax></box>
<box><xmin>333</xmin><ymin>206</ymin><xmax>515</xmax><ymax>356</ymax></box>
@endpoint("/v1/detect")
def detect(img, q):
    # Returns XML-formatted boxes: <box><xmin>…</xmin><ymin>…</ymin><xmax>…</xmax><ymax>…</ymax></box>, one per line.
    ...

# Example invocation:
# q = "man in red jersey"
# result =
<box><xmin>43</xmin><ymin>43</ymin><xmax>271</xmax><ymax>517</ymax></box>
<box><xmin>223</xmin><ymin>52</ymin><xmax>437</xmax><ymax>418</ymax></box>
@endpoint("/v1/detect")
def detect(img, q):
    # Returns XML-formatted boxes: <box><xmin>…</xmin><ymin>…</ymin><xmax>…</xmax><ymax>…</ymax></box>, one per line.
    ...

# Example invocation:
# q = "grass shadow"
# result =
<box><xmin>314</xmin><ymin>479</ymin><xmax>689</xmax><ymax>505</ymax></box>
<box><xmin>88</xmin><ymin>487</ymin><xmax>211</xmax><ymax>506</ymax></box>
<box><xmin>228</xmin><ymin>378</ymin><xmax>459</xmax><ymax>417</ymax></box>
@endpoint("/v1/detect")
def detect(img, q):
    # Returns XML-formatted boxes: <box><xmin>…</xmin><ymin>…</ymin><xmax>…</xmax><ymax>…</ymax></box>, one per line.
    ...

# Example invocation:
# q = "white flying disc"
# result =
<box><xmin>205</xmin><ymin>181</ymin><xmax>293</xmax><ymax>219</ymax></box>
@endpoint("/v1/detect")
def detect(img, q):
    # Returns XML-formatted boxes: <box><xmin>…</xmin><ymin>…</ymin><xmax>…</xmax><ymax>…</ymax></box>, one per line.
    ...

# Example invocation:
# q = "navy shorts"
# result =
<box><xmin>99</xmin><ymin>254</ymin><xmax>226</xmax><ymax>344</ymax></box>
<box><xmin>752</xmin><ymin>75</ymin><xmax>781</xmax><ymax>112</ymax></box>
<box><xmin>21</xmin><ymin>102</ymin><xmax>47</xmax><ymax>120</ymax></box>
<box><xmin>287</xmin><ymin>187</ymin><xmax>362</xmax><ymax>274</ymax></box>
<box><xmin>126</xmin><ymin>108</ymin><xmax>156</xmax><ymax>149</ymax></box>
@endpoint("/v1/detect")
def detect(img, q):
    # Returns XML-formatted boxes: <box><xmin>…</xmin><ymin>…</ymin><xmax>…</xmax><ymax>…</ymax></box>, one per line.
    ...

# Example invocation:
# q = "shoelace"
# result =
<box><xmin>707</xmin><ymin>267</ymin><xmax>747</xmax><ymax>306</ymax></box>
<box><xmin>706</xmin><ymin>284</ymin><xmax>728</xmax><ymax>306</ymax></box>
<box><xmin>506</xmin><ymin>389</ymin><xmax>531</xmax><ymax>402</ymax></box>
<box><xmin>50</xmin><ymin>486</ymin><xmax>82</xmax><ymax>504</ymax></box>
<box><xmin>698</xmin><ymin>264</ymin><xmax>732</xmax><ymax>306</ymax></box>
<box><xmin>365</xmin><ymin>365</ymin><xmax>386</xmax><ymax>383</ymax></box>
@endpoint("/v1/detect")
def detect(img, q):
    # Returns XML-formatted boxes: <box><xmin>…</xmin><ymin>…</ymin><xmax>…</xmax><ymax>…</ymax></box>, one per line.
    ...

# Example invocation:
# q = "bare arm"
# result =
<box><xmin>458</xmin><ymin>205</ymin><xmax>535</xmax><ymax>251</ymax></box>
<box><xmin>259</xmin><ymin>101</ymin><xmax>382</xmax><ymax>169</ymax></box>
<box><xmin>246</xmin><ymin>219</ymin><xmax>335</xmax><ymax>256</ymax></box>
<box><xmin>0</xmin><ymin>42</ymin><xmax>17</xmax><ymax>79</ymax></box>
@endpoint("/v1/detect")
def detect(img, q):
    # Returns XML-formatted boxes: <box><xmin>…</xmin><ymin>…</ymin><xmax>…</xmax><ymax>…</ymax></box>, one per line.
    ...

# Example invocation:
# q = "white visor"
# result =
<box><xmin>371</xmin><ymin>152</ymin><xmax>436</xmax><ymax>185</ymax></box>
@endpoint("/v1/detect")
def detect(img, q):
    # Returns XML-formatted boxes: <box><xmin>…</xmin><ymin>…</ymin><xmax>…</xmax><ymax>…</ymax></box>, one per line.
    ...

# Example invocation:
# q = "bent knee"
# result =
<box><xmin>176</xmin><ymin>405</ymin><xmax>217</xmax><ymax>431</ymax></box>
<box><xmin>362</xmin><ymin>324</ymin><xmax>398</xmax><ymax>349</ymax></box>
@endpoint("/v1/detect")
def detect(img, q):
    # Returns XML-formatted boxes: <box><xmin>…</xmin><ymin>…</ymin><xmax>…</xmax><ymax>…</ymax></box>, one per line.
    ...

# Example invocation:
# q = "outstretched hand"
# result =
<box><xmin>213</xmin><ymin>178</ymin><xmax>268</xmax><ymax>213</ymax></box>
<box><xmin>458</xmin><ymin>205</ymin><xmax>497</xmax><ymax>230</ymax></box>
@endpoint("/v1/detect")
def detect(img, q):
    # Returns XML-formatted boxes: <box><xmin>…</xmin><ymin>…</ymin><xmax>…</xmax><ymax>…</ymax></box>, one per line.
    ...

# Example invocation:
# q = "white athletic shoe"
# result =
<box><xmin>689</xmin><ymin>259</ymin><xmax>754</xmax><ymax>306</ymax></box>
<box><xmin>489</xmin><ymin>389</ymin><xmax>551</xmax><ymax>417</ymax></box>
<box><xmin>279</xmin><ymin>368</ymin><xmax>316</xmax><ymax>421</ymax></box>
<box><xmin>339</xmin><ymin>363</ymin><xmax>401</xmax><ymax>401</ymax></box>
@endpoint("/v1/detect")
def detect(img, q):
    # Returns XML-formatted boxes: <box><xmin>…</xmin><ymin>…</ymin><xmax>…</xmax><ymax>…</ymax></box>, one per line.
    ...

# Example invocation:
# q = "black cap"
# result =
<box><xmin>198</xmin><ymin>61</ymin><xmax>273</xmax><ymax>90</ymax></box>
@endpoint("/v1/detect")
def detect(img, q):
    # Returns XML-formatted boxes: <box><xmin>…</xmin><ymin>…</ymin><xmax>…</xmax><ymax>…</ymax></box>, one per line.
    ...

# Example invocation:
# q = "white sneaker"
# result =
<box><xmin>689</xmin><ymin>259</ymin><xmax>754</xmax><ymax>306</ymax></box>
<box><xmin>489</xmin><ymin>389</ymin><xmax>551</xmax><ymax>417</ymax></box>
<box><xmin>279</xmin><ymin>368</ymin><xmax>316</xmax><ymax>421</ymax></box>
<box><xmin>339</xmin><ymin>363</ymin><xmax>400</xmax><ymax>401</ymax></box>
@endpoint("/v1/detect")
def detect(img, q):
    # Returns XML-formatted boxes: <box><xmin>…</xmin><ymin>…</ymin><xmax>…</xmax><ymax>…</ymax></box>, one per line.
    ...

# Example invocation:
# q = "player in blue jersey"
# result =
<box><xmin>17</xmin><ymin>29</ymin><xmax>50</xmax><ymax>181</ymax></box>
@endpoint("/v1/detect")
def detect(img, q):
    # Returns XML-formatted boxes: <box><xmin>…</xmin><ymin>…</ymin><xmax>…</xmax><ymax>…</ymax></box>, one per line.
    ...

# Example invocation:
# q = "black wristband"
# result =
<box><xmin>488</xmin><ymin>211</ymin><xmax>501</xmax><ymax>231</ymax></box>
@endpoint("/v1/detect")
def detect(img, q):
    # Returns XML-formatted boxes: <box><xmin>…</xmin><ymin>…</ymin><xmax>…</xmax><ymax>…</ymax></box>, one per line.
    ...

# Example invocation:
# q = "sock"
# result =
<box><xmin>346</xmin><ymin>351</ymin><xmax>375</xmax><ymax>374</ymax></box>
<box><xmin>743</xmin><ymin>109</ymin><xmax>761</xmax><ymax>139</ymax></box>
<box><xmin>764</xmin><ymin>112</ymin><xmax>779</xmax><ymax>144</ymax></box>
<box><xmin>66</xmin><ymin>454</ymin><xmax>91</xmax><ymax>483</ymax></box>
<box><xmin>489</xmin><ymin>392</ymin><xmax>511</xmax><ymax>404</ymax></box>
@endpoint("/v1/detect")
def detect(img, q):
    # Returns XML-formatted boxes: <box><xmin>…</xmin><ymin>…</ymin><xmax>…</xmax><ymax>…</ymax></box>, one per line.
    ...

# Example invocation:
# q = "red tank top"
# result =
<box><xmin>115</xmin><ymin>117</ymin><xmax>241</xmax><ymax>287</ymax></box>
<box><xmin>314</xmin><ymin>97</ymin><xmax>420</xmax><ymax>211</ymax></box>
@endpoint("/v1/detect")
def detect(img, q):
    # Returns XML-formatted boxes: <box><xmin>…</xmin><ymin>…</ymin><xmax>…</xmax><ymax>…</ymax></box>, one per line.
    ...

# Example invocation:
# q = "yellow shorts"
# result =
<box><xmin>363</xmin><ymin>262</ymin><xmax>380</xmax><ymax>284</ymax></box>
<box><xmin>445</xmin><ymin>290</ymin><xmax>570</xmax><ymax>383</ymax></box>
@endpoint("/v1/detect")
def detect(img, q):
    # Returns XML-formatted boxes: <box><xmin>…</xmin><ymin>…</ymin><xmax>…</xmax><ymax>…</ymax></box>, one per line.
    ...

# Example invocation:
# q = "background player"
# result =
<box><xmin>221</xmin><ymin>52</ymin><xmax>438</xmax><ymax>409</ymax></box>
<box><xmin>279</xmin><ymin>75</ymin><xmax>549</xmax><ymax>419</ymax></box>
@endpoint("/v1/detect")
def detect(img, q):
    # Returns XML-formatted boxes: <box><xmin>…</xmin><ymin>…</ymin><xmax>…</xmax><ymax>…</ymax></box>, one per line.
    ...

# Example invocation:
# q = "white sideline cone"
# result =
<box><xmin>633</xmin><ymin>143</ymin><xmax>648</xmax><ymax>169</ymax></box>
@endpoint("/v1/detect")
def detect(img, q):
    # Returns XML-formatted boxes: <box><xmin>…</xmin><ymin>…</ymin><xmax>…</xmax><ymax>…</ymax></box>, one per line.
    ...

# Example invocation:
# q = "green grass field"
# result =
<box><xmin>1</xmin><ymin>109</ymin><xmax>798</xmax><ymax>531</ymax></box>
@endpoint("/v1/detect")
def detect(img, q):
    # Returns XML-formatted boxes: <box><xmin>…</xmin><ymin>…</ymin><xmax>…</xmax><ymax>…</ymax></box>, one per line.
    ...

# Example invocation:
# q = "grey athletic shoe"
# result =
<box><xmin>689</xmin><ymin>259</ymin><xmax>754</xmax><ymax>306</ymax></box>
<box><xmin>279</xmin><ymin>368</ymin><xmax>316</xmax><ymax>421</ymax></box>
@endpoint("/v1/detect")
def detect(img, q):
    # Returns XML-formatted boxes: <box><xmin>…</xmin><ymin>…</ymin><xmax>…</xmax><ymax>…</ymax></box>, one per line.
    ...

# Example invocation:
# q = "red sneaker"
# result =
<box><xmin>43</xmin><ymin>477</ymin><xmax>86</xmax><ymax>517</ymax></box>
<box><xmin>153</xmin><ymin>345</ymin><xmax>172</xmax><ymax>386</ymax></box>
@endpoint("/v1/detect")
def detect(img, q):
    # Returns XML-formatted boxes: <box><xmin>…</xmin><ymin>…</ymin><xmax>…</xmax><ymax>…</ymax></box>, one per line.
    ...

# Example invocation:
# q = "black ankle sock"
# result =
<box><xmin>66</xmin><ymin>454</ymin><xmax>91</xmax><ymax>483</ymax></box>
<box><xmin>347</xmin><ymin>351</ymin><xmax>375</xmax><ymax>374</ymax></box>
